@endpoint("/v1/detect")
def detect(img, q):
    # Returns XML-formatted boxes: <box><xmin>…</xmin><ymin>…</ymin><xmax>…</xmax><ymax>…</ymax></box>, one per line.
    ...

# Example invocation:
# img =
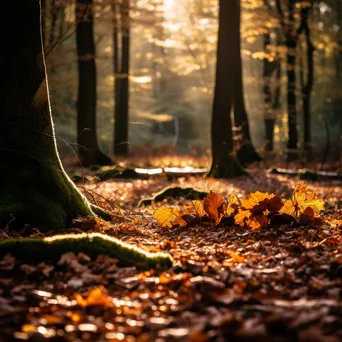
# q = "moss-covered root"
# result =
<box><xmin>0</xmin><ymin>233</ymin><xmax>173</xmax><ymax>269</ymax></box>
<box><xmin>208</xmin><ymin>155</ymin><xmax>247</xmax><ymax>179</ymax></box>
<box><xmin>90</xmin><ymin>204</ymin><xmax>112</xmax><ymax>221</ymax></box>
<box><xmin>138</xmin><ymin>186</ymin><xmax>208</xmax><ymax>207</ymax></box>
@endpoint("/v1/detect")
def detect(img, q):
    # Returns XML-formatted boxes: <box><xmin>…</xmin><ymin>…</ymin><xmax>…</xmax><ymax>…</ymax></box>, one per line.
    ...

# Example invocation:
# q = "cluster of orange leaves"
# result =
<box><xmin>153</xmin><ymin>183</ymin><xmax>325</xmax><ymax>230</ymax></box>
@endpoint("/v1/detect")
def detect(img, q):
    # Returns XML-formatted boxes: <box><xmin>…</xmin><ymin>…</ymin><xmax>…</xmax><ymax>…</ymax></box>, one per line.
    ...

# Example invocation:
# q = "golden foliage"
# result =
<box><xmin>153</xmin><ymin>183</ymin><xmax>325</xmax><ymax>231</ymax></box>
<box><xmin>192</xmin><ymin>200</ymin><xmax>206</xmax><ymax>217</ymax></box>
<box><xmin>153</xmin><ymin>206</ymin><xmax>182</xmax><ymax>228</ymax></box>
<box><xmin>280</xmin><ymin>183</ymin><xmax>324</xmax><ymax>224</ymax></box>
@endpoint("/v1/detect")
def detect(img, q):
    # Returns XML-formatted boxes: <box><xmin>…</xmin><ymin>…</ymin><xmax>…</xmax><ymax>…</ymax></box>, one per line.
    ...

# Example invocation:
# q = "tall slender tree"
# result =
<box><xmin>274</xmin><ymin>0</ymin><xmax>299</xmax><ymax>161</ymax></box>
<box><xmin>263</xmin><ymin>31</ymin><xmax>282</xmax><ymax>151</ymax></box>
<box><xmin>298</xmin><ymin>1</ymin><xmax>314</xmax><ymax>159</ymax></box>
<box><xmin>76</xmin><ymin>0</ymin><xmax>112</xmax><ymax>166</ymax></box>
<box><xmin>112</xmin><ymin>0</ymin><xmax>130</xmax><ymax>156</ymax></box>
<box><xmin>208</xmin><ymin>0</ymin><xmax>246</xmax><ymax>178</ymax></box>
<box><xmin>233</xmin><ymin>0</ymin><xmax>262</xmax><ymax>166</ymax></box>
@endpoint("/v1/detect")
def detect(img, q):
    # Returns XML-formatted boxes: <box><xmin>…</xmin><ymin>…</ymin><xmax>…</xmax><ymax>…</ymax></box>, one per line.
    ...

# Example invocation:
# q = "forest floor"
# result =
<box><xmin>0</xmin><ymin>159</ymin><xmax>342</xmax><ymax>342</ymax></box>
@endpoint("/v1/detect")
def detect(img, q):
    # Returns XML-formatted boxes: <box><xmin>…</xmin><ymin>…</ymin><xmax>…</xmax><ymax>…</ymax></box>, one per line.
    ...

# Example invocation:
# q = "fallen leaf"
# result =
<box><xmin>153</xmin><ymin>206</ymin><xmax>181</xmax><ymax>228</ymax></box>
<box><xmin>75</xmin><ymin>286</ymin><xmax>113</xmax><ymax>308</ymax></box>
<box><xmin>203</xmin><ymin>191</ymin><xmax>225</xmax><ymax>223</ymax></box>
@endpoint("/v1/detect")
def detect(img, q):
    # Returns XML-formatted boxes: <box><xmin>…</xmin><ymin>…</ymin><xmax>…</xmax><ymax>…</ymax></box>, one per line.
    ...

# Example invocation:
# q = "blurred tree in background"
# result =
<box><xmin>42</xmin><ymin>0</ymin><xmax>342</xmax><ymax>165</ymax></box>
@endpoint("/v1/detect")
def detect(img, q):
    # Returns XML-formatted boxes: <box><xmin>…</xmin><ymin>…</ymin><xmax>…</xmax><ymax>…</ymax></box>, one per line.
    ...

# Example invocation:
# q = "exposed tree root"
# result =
<box><xmin>0</xmin><ymin>233</ymin><xmax>173</xmax><ymax>269</ymax></box>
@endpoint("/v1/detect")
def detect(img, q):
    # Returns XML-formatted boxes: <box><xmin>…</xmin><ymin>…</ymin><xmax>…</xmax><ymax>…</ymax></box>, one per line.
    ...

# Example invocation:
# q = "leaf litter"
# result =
<box><xmin>0</xmin><ymin>167</ymin><xmax>341</xmax><ymax>341</ymax></box>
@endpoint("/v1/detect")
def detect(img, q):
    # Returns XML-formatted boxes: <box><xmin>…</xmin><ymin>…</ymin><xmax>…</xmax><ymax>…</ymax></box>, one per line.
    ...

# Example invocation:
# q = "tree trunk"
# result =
<box><xmin>263</xmin><ymin>33</ymin><xmax>277</xmax><ymax>151</ymax></box>
<box><xmin>112</xmin><ymin>0</ymin><xmax>120</xmax><ymax>155</ymax></box>
<box><xmin>41</xmin><ymin>0</ymin><xmax>46</xmax><ymax>45</ymax></box>
<box><xmin>286</xmin><ymin>0</ymin><xmax>298</xmax><ymax>161</ymax></box>
<box><xmin>301</xmin><ymin>4</ymin><xmax>314</xmax><ymax>160</ymax></box>
<box><xmin>233</xmin><ymin>0</ymin><xmax>261</xmax><ymax>166</ymax></box>
<box><xmin>208</xmin><ymin>0</ymin><xmax>245</xmax><ymax>178</ymax></box>
<box><xmin>48</xmin><ymin>0</ymin><xmax>59</xmax><ymax>48</ymax></box>
<box><xmin>76</xmin><ymin>0</ymin><xmax>112</xmax><ymax>166</ymax></box>
<box><xmin>0</xmin><ymin>0</ymin><xmax>109</xmax><ymax>231</ymax></box>
<box><xmin>113</xmin><ymin>0</ymin><xmax>130</xmax><ymax>156</ymax></box>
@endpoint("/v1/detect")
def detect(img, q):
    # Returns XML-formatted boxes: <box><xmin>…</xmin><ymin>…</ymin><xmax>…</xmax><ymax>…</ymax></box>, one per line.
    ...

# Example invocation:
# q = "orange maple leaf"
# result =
<box><xmin>235</xmin><ymin>191</ymin><xmax>283</xmax><ymax>230</ymax></box>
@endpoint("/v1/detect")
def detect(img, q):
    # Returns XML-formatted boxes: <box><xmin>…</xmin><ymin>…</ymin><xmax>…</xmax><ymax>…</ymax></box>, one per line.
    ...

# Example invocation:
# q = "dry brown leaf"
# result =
<box><xmin>203</xmin><ymin>191</ymin><xmax>225</xmax><ymax>223</ymax></box>
<box><xmin>248</xmin><ymin>214</ymin><xmax>269</xmax><ymax>230</ymax></box>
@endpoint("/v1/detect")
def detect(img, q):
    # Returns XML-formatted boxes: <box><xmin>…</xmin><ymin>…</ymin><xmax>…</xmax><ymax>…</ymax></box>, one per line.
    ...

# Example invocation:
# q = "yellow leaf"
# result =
<box><xmin>227</xmin><ymin>194</ymin><xmax>240</xmax><ymax>216</ymax></box>
<box><xmin>240</xmin><ymin>191</ymin><xmax>275</xmax><ymax>210</ymax></box>
<box><xmin>192</xmin><ymin>200</ymin><xmax>206</xmax><ymax>217</ymax></box>
<box><xmin>293</xmin><ymin>183</ymin><xmax>324</xmax><ymax>216</ymax></box>
<box><xmin>235</xmin><ymin>209</ymin><xmax>251</xmax><ymax>227</ymax></box>
<box><xmin>280</xmin><ymin>199</ymin><xmax>296</xmax><ymax>215</ymax></box>
<box><xmin>203</xmin><ymin>191</ymin><xmax>225</xmax><ymax>223</ymax></box>
<box><xmin>153</xmin><ymin>206</ymin><xmax>180</xmax><ymax>228</ymax></box>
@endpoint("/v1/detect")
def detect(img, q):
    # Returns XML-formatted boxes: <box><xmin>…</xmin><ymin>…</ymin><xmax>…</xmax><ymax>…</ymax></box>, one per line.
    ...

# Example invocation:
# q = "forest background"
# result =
<box><xmin>44</xmin><ymin>0</ymin><xmax>342</xmax><ymax>163</ymax></box>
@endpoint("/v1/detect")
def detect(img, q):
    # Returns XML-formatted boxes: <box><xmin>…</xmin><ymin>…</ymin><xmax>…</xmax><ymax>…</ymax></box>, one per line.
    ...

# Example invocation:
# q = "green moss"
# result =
<box><xmin>138</xmin><ymin>186</ymin><xmax>208</xmax><ymax>207</ymax></box>
<box><xmin>0</xmin><ymin>233</ymin><xmax>173</xmax><ymax>269</ymax></box>
<box><xmin>0</xmin><ymin>152</ymin><xmax>96</xmax><ymax>232</ymax></box>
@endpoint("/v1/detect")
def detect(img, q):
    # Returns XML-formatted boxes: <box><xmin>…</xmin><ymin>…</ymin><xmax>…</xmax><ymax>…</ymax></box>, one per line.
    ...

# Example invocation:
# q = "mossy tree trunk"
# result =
<box><xmin>0</xmin><ymin>0</ymin><xmax>110</xmax><ymax>232</ymax></box>
<box><xmin>233</xmin><ymin>0</ymin><xmax>261</xmax><ymax>166</ymax></box>
<box><xmin>208</xmin><ymin>0</ymin><xmax>246</xmax><ymax>179</ymax></box>
<box><xmin>76</xmin><ymin>0</ymin><xmax>112</xmax><ymax>166</ymax></box>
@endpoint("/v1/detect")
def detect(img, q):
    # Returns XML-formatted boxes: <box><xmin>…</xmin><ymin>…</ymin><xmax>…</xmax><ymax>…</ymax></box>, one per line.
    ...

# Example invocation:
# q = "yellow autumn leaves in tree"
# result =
<box><xmin>153</xmin><ymin>183</ymin><xmax>325</xmax><ymax>230</ymax></box>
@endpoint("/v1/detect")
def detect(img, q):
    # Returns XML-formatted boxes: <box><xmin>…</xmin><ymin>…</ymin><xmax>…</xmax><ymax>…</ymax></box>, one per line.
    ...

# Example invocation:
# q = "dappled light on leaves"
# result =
<box><xmin>153</xmin><ymin>206</ymin><xmax>182</xmax><ymax>228</ymax></box>
<box><xmin>280</xmin><ymin>183</ymin><xmax>325</xmax><ymax>225</ymax></box>
<box><xmin>153</xmin><ymin>183</ymin><xmax>326</xmax><ymax>230</ymax></box>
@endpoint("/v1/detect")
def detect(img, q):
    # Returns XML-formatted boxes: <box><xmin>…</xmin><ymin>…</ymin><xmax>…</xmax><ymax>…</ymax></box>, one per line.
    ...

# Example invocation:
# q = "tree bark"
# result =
<box><xmin>233</xmin><ymin>0</ymin><xmax>261</xmax><ymax>166</ymax></box>
<box><xmin>285</xmin><ymin>0</ymin><xmax>298</xmax><ymax>161</ymax></box>
<box><xmin>299</xmin><ymin>4</ymin><xmax>314</xmax><ymax>160</ymax></box>
<box><xmin>76</xmin><ymin>0</ymin><xmax>112</xmax><ymax>166</ymax></box>
<box><xmin>208</xmin><ymin>0</ymin><xmax>245</xmax><ymax>178</ymax></box>
<box><xmin>0</xmin><ymin>0</ymin><xmax>109</xmax><ymax>231</ymax></box>
<box><xmin>113</xmin><ymin>0</ymin><xmax>130</xmax><ymax>156</ymax></box>
<box><xmin>41</xmin><ymin>0</ymin><xmax>46</xmax><ymax>45</ymax></box>
<box><xmin>263</xmin><ymin>33</ymin><xmax>277</xmax><ymax>151</ymax></box>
